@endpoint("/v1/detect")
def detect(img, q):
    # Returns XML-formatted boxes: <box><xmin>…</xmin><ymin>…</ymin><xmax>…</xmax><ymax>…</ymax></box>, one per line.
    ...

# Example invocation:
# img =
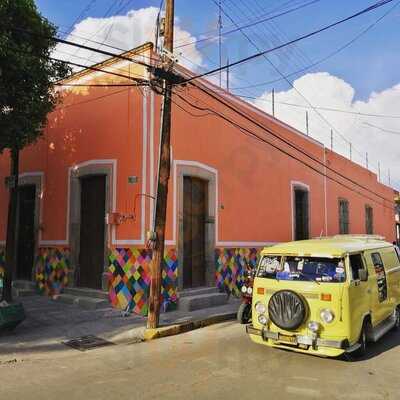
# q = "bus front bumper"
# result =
<box><xmin>246</xmin><ymin>325</ymin><xmax>354</xmax><ymax>351</ymax></box>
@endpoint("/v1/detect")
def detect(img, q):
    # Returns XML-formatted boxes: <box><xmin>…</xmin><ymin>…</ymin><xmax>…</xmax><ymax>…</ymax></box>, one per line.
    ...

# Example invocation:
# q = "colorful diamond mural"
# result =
<box><xmin>35</xmin><ymin>248</ymin><xmax>70</xmax><ymax>296</ymax></box>
<box><xmin>215</xmin><ymin>248</ymin><xmax>260</xmax><ymax>296</ymax></box>
<box><xmin>108</xmin><ymin>248</ymin><xmax>178</xmax><ymax>315</ymax></box>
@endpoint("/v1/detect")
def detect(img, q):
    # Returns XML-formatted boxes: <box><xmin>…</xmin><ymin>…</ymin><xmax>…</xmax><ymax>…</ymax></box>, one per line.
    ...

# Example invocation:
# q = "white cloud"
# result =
<box><xmin>54</xmin><ymin>7</ymin><xmax>203</xmax><ymax>71</ymax></box>
<box><xmin>251</xmin><ymin>72</ymin><xmax>400</xmax><ymax>190</ymax></box>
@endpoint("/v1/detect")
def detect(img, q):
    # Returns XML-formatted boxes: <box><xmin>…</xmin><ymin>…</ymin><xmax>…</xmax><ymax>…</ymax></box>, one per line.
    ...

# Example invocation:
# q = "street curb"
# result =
<box><xmin>143</xmin><ymin>312</ymin><xmax>236</xmax><ymax>341</ymax></box>
<box><xmin>106</xmin><ymin>311</ymin><xmax>237</xmax><ymax>345</ymax></box>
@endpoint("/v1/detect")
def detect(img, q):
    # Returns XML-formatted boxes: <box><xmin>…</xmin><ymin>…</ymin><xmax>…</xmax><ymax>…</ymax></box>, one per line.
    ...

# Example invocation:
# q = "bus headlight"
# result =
<box><xmin>320</xmin><ymin>309</ymin><xmax>335</xmax><ymax>324</ymax></box>
<box><xmin>255</xmin><ymin>301</ymin><xmax>266</xmax><ymax>314</ymax></box>
<box><xmin>258</xmin><ymin>315</ymin><xmax>268</xmax><ymax>325</ymax></box>
<box><xmin>247</xmin><ymin>287</ymin><xmax>253</xmax><ymax>295</ymax></box>
<box><xmin>308</xmin><ymin>321</ymin><xmax>320</xmax><ymax>333</ymax></box>
<box><xmin>241</xmin><ymin>286</ymin><xmax>247</xmax><ymax>294</ymax></box>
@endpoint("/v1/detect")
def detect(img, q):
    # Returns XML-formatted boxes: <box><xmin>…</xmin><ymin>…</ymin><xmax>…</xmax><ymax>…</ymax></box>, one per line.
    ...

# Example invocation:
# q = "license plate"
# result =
<box><xmin>279</xmin><ymin>334</ymin><xmax>297</xmax><ymax>344</ymax></box>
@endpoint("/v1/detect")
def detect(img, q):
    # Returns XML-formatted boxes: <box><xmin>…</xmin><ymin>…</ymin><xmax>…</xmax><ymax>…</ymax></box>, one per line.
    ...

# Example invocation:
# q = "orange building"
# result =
<box><xmin>0</xmin><ymin>43</ymin><xmax>396</xmax><ymax>313</ymax></box>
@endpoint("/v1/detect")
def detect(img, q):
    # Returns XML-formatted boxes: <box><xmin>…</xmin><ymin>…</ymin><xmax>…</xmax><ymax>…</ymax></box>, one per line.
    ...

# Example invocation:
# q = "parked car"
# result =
<box><xmin>246</xmin><ymin>235</ymin><xmax>400</xmax><ymax>358</ymax></box>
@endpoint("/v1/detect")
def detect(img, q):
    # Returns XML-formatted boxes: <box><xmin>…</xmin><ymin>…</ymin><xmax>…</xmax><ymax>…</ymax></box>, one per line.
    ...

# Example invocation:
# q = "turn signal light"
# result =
<box><xmin>321</xmin><ymin>293</ymin><xmax>332</xmax><ymax>301</ymax></box>
<box><xmin>257</xmin><ymin>287</ymin><xmax>265</xmax><ymax>295</ymax></box>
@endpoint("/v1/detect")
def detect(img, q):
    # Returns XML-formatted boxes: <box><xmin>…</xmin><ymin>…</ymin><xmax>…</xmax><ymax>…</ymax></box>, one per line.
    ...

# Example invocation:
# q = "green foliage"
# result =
<box><xmin>0</xmin><ymin>0</ymin><xmax>70</xmax><ymax>152</ymax></box>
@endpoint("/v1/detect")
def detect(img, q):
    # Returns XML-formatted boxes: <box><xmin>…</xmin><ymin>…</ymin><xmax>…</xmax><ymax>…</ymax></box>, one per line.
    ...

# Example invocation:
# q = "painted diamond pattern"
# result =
<box><xmin>215</xmin><ymin>248</ymin><xmax>261</xmax><ymax>296</ymax></box>
<box><xmin>108</xmin><ymin>248</ymin><xmax>178</xmax><ymax>315</ymax></box>
<box><xmin>35</xmin><ymin>248</ymin><xmax>71</xmax><ymax>296</ymax></box>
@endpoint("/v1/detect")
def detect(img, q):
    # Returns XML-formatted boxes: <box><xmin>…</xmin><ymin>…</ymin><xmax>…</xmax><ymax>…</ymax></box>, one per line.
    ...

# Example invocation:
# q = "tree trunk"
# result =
<box><xmin>2</xmin><ymin>147</ymin><xmax>19</xmax><ymax>303</ymax></box>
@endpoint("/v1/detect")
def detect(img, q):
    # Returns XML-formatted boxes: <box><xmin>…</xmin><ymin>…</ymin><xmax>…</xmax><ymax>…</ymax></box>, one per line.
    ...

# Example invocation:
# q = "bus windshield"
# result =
<box><xmin>257</xmin><ymin>255</ymin><xmax>346</xmax><ymax>283</ymax></box>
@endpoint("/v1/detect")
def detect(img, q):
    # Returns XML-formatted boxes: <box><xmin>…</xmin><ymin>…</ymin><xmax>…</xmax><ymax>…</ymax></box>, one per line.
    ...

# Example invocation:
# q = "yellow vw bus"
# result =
<box><xmin>247</xmin><ymin>236</ymin><xmax>400</xmax><ymax>357</ymax></box>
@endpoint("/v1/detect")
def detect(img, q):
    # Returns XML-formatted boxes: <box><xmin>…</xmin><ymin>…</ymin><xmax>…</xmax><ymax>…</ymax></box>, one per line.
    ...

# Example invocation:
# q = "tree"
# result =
<box><xmin>0</xmin><ymin>0</ymin><xmax>70</xmax><ymax>302</ymax></box>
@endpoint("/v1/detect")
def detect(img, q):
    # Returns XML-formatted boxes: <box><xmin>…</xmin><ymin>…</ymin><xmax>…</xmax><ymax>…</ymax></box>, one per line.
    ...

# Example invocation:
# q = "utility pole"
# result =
<box><xmin>378</xmin><ymin>161</ymin><xmax>381</xmax><ymax>182</ymax></box>
<box><xmin>226</xmin><ymin>57</ymin><xmax>230</xmax><ymax>91</ymax></box>
<box><xmin>305</xmin><ymin>111</ymin><xmax>309</xmax><ymax>136</ymax></box>
<box><xmin>366</xmin><ymin>152</ymin><xmax>368</xmax><ymax>170</ymax></box>
<box><xmin>147</xmin><ymin>0</ymin><xmax>174</xmax><ymax>329</ymax></box>
<box><xmin>218</xmin><ymin>0</ymin><xmax>222</xmax><ymax>88</ymax></box>
<box><xmin>272</xmin><ymin>88</ymin><xmax>275</xmax><ymax>117</ymax></box>
<box><xmin>349</xmin><ymin>143</ymin><xmax>352</xmax><ymax>161</ymax></box>
<box><xmin>330</xmin><ymin>129</ymin><xmax>333</xmax><ymax>151</ymax></box>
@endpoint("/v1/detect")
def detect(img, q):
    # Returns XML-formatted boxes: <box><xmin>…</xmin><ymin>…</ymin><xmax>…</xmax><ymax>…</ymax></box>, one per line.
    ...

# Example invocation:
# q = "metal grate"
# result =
<box><xmin>62</xmin><ymin>335</ymin><xmax>115</xmax><ymax>351</ymax></box>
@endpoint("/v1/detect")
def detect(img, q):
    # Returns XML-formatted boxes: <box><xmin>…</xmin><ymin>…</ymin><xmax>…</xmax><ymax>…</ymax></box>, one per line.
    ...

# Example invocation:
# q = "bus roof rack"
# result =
<box><xmin>332</xmin><ymin>234</ymin><xmax>386</xmax><ymax>241</ymax></box>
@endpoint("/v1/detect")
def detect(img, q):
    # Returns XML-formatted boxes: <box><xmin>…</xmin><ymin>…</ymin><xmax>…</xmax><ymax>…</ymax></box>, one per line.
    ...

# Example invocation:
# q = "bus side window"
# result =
<box><xmin>395</xmin><ymin>246</ymin><xmax>400</xmax><ymax>264</ymax></box>
<box><xmin>349</xmin><ymin>253</ymin><xmax>365</xmax><ymax>281</ymax></box>
<box><xmin>371</xmin><ymin>252</ymin><xmax>388</xmax><ymax>302</ymax></box>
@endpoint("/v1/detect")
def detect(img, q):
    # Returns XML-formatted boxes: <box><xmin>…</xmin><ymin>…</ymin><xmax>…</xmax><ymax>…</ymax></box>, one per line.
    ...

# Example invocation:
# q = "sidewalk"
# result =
<box><xmin>0</xmin><ymin>294</ymin><xmax>240</xmax><ymax>360</ymax></box>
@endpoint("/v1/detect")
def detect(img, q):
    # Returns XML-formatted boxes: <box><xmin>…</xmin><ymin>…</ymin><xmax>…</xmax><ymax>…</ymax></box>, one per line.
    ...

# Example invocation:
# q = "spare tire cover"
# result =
<box><xmin>268</xmin><ymin>290</ymin><xmax>306</xmax><ymax>330</ymax></box>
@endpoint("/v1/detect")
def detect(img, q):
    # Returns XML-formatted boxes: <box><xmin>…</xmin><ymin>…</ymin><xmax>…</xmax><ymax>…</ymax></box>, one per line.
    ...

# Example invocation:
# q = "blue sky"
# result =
<box><xmin>36</xmin><ymin>0</ymin><xmax>400</xmax><ymax>100</ymax></box>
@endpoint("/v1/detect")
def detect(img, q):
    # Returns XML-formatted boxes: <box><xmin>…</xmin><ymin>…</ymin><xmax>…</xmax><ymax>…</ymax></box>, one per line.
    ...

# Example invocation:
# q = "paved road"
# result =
<box><xmin>0</xmin><ymin>295</ymin><xmax>239</xmax><ymax>356</ymax></box>
<box><xmin>1</xmin><ymin>321</ymin><xmax>400</xmax><ymax>400</ymax></box>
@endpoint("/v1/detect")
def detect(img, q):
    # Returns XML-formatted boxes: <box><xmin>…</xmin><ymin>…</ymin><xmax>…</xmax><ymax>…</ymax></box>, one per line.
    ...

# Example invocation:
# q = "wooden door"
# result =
<box><xmin>16</xmin><ymin>185</ymin><xmax>36</xmax><ymax>280</ymax></box>
<box><xmin>79</xmin><ymin>175</ymin><xmax>106</xmax><ymax>289</ymax></box>
<box><xmin>183</xmin><ymin>177</ymin><xmax>207</xmax><ymax>288</ymax></box>
<box><xmin>294</xmin><ymin>189</ymin><xmax>309</xmax><ymax>240</ymax></box>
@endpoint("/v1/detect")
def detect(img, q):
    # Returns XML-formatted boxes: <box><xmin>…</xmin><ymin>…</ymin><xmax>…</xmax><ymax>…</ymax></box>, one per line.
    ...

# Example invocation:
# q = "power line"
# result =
<box><xmin>364</xmin><ymin>122</ymin><xmax>400</xmax><ymax>135</ymax></box>
<box><xmin>85</xmin><ymin>0</ymin><xmax>136</xmax><ymax>64</ymax></box>
<box><xmin>214</xmin><ymin>0</ymin><xmax>397</xmax><ymax>183</ymax></box>
<box><xmin>66</xmin><ymin>0</ymin><xmax>124</xmax><ymax>60</ymax></box>
<box><xmin>180</xmin><ymin>0</ymin><xmax>395</xmax><ymax>84</ymax></box>
<box><xmin>231</xmin><ymin>0</ymin><xmax>399</xmax><ymax>91</ymax></box>
<box><xmin>173</xmin><ymin>0</ymin><xmax>311</xmax><ymax>45</ymax></box>
<box><xmin>235</xmin><ymin>94</ymin><xmax>400</xmax><ymax>119</ymax></box>
<box><xmin>13</xmin><ymin>27</ymin><xmax>154</xmax><ymax>69</ymax></box>
<box><xmin>175</xmin><ymin>0</ymin><xmax>321</xmax><ymax>49</ymax></box>
<box><xmin>179</xmin><ymin>75</ymin><xmax>396</xmax><ymax>202</ymax></box>
<box><xmin>174</xmin><ymin>89</ymin><xmax>395</xmax><ymax>208</ymax></box>
<box><xmin>64</xmin><ymin>0</ymin><xmax>99</xmax><ymax>37</ymax></box>
<box><xmin>53</xmin><ymin>48</ymin><xmax>147</xmax><ymax>80</ymax></box>
<box><xmin>50</xmin><ymin>57</ymin><xmax>146</xmax><ymax>82</ymax></box>
<box><xmin>173</xmin><ymin>86</ymin><xmax>395</xmax><ymax>208</ymax></box>
<box><xmin>54</xmin><ymin>83</ymin><xmax>147</xmax><ymax>87</ymax></box>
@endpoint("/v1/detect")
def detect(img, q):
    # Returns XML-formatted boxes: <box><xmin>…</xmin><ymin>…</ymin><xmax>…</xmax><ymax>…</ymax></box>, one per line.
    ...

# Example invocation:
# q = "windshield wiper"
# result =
<box><xmin>294</xmin><ymin>271</ymin><xmax>320</xmax><ymax>285</ymax></box>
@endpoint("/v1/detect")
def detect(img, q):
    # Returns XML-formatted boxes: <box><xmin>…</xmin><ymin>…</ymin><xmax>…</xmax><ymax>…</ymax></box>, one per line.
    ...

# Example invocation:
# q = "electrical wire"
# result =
<box><xmin>212</xmin><ymin>0</ymin><xmax>397</xmax><ymax>184</ymax></box>
<box><xmin>173</xmin><ymin>87</ymin><xmax>395</xmax><ymax>208</ymax></box>
<box><xmin>53</xmin><ymin>47</ymin><xmax>147</xmax><ymax>80</ymax></box>
<box><xmin>364</xmin><ymin>122</ymin><xmax>400</xmax><ymax>135</ymax></box>
<box><xmin>231</xmin><ymin>0</ymin><xmax>400</xmax><ymax>91</ymax></box>
<box><xmin>63</xmin><ymin>0</ymin><xmax>99</xmax><ymax>37</ymax></box>
<box><xmin>234</xmin><ymin>94</ymin><xmax>400</xmax><ymax>119</ymax></box>
<box><xmin>50</xmin><ymin>57</ymin><xmax>145</xmax><ymax>82</ymax></box>
<box><xmin>180</xmin><ymin>0</ymin><xmax>395</xmax><ymax>84</ymax></box>
<box><xmin>176</xmin><ymin>77</ymin><xmax>396</xmax><ymax>204</ymax></box>
<box><xmin>54</xmin><ymin>83</ymin><xmax>147</xmax><ymax>87</ymax></box>
<box><xmin>173</xmin><ymin>0</ymin><xmax>310</xmax><ymax>45</ymax></box>
<box><xmin>175</xmin><ymin>0</ymin><xmax>321</xmax><ymax>49</ymax></box>
<box><xmin>12</xmin><ymin>27</ymin><xmax>154</xmax><ymax>69</ymax></box>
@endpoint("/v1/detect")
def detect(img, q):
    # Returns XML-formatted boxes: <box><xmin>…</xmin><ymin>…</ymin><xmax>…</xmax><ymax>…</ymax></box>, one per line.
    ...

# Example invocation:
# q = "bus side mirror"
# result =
<box><xmin>359</xmin><ymin>269</ymin><xmax>368</xmax><ymax>282</ymax></box>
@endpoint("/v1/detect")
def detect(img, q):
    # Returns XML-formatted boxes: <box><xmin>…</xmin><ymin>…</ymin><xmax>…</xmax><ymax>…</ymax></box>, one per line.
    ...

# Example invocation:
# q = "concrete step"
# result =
<box><xmin>12</xmin><ymin>280</ymin><xmax>36</xmax><ymax>290</ymax></box>
<box><xmin>55</xmin><ymin>294</ymin><xmax>110</xmax><ymax>310</ymax></box>
<box><xmin>14</xmin><ymin>288</ymin><xmax>37</xmax><ymax>297</ymax></box>
<box><xmin>179</xmin><ymin>287</ymin><xmax>219</xmax><ymax>298</ymax></box>
<box><xmin>179</xmin><ymin>292</ymin><xmax>228</xmax><ymax>312</ymax></box>
<box><xmin>63</xmin><ymin>287</ymin><xmax>109</xmax><ymax>300</ymax></box>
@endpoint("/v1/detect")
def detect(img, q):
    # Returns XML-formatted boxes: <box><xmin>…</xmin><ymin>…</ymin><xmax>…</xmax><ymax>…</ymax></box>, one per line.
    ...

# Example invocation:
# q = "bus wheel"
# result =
<box><xmin>353</xmin><ymin>321</ymin><xmax>369</xmax><ymax>358</ymax></box>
